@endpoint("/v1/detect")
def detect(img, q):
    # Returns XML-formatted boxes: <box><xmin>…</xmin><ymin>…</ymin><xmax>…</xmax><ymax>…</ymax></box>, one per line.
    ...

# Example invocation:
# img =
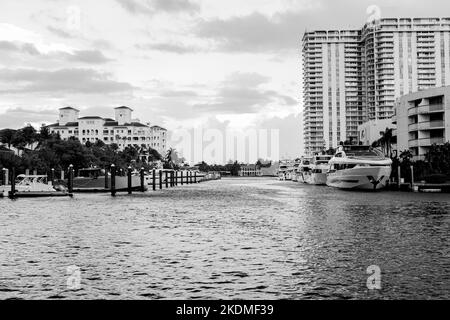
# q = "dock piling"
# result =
<box><xmin>50</xmin><ymin>168</ymin><xmax>55</xmax><ymax>184</ymax></box>
<box><xmin>9</xmin><ymin>168</ymin><xmax>15</xmax><ymax>198</ymax></box>
<box><xmin>3</xmin><ymin>168</ymin><xmax>9</xmax><ymax>186</ymax></box>
<box><xmin>68</xmin><ymin>165</ymin><xmax>74</xmax><ymax>194</ymax></box>
<box><xmin>181</xmin><ymin>171</ymin><xmax>184</xmax><ymax>185</ymax></box>
<box><xmin>140</xmin><ymin>167</ymin><xmax>145</xmax><ymax>192</ymax></box>
<box><xmin>159</xmin><ymin>170</ymin><xmax>163</xmax><ymax>190</ymax></box>
<box><xmin>165</xmin><ymin>171</ymin><xmax>169</xmax><ymax>188</ymax></box>
<box><xmin>111</xmin><ymin>164</ymin><xmax>116</xmax><ymax>197</ymax></box>
<box><xmin>152</xmin><ymin>169</ymin><xmax>156</xmax><ymax>191</ymax></box>
<box><xmin>194</xmin><ymin>172</ymin><xmax>197</xmax><ymax>183</ymax></box>
<box><xmin>127</xmin><ymin>166</ymin><xmax>132</xmax><ymax>194</ymax></box>
<box><xmin>105</xmin><ymin>166</ymin><xmax>109</xmax><ymax>189</ymax></box>
<box><xmin>410</xmin><ymin>165</ymin><xmax>414</xmax><ymax>189</ymax></box>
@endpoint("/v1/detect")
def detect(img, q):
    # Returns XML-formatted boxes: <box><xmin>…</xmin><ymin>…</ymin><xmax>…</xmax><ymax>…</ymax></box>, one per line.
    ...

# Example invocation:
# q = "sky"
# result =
<box><xmin>1</xmin><ymin>0</ymin><xmax>449</xmax><ymax>162</ymax></box>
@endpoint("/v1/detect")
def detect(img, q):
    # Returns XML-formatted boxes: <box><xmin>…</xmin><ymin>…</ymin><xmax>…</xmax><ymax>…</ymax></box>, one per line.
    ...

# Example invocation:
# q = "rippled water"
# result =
<box><xmin>1</xmin><ymin>178</ymin><xmax>449</xmax><ymax>300</ymax></box>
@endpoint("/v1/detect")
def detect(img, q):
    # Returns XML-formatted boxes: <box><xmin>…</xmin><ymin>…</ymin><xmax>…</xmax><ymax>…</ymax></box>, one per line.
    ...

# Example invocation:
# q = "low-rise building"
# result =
<box><xmin>394</xmin><ymin>86</ymin><xmax>450</xmax><ymax>160</ymax></box>
<box><xmin>238</xmin><ymin>164</ymin><xmax>262</xmax><ymax>177</ymax></box>
<box><xmin>47</xmin><ymin>106</ymin><xmax>168</xmax><ymax>156</ymax></box>
<box><xmin>358</xmin><ymin>119</ymin><xmax>396</xmax><ymax>147</ymax></box>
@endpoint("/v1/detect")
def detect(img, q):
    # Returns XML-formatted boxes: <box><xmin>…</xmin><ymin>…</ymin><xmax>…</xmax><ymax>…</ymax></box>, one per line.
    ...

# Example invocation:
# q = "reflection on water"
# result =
<box><xmin>0</xmin><ymin>178</ymin><xmax>449</xmax><ymax>299</ymax></box>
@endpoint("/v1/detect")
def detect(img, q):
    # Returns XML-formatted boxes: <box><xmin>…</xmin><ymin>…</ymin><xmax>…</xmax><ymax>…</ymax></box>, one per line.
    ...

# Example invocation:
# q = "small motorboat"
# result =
<box><xmin>3</xmin><ymin>175</ymin><xmax>71</xmax><ymax>198</ymax></box>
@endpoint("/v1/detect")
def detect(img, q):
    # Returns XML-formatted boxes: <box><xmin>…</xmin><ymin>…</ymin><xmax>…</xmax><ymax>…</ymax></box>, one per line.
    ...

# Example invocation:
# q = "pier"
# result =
<box><xmin>0</xmin><ymin>166</ymin><xmax>221</xmax><ymax>199</ymax></box>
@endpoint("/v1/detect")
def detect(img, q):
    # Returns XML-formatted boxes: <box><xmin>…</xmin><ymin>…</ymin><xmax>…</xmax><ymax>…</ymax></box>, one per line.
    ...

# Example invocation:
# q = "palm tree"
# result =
<box><xmin>377</xmin><ymin>128</ymin><xmax>393</xmax><ymax>157</ymax></box>
<box><xmin>165</xmin><ymin>148</ymin><xmax>175</xmax><ymax>169</ymax></box>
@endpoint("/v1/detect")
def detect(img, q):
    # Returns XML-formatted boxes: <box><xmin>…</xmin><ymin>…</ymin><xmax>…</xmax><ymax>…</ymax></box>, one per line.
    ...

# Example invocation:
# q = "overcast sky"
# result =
<box><xmin>1</xmin><ymin>0</ymin><xmax>449</xmax><ymax>161</ymax></box>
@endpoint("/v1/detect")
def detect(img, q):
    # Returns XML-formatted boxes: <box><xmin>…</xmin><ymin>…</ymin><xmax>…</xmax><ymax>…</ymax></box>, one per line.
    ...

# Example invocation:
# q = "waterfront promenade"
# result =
<box><xmin>0</xmin><ymin>177</ymin><xmax>448</xmax><ymax>300</ymax></box>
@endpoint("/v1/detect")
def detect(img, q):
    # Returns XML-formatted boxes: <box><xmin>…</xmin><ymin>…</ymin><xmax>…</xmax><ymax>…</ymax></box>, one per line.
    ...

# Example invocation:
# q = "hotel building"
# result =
<box><xmin>47</xmin><ymin>106</ymin><xmax>168</xmax><ymax>156</ymax></box>
<box><xmin>394</xmin><ymin>85</ymin><xmax>450</xmax><ymax>160</ymax></box>
<box><xmin>303</xmin><ymin>17</ymin><xmax>450</xmax><ymax>154</ymax></box>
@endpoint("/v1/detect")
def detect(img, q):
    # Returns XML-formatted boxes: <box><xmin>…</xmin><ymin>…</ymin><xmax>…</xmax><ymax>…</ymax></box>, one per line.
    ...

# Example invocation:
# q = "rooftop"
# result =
<box><xmin>59</xmin><ymin>107</ymin><xmax>80</xmax><ymax>112</ymax></box>
<box><xmin>115</xmin><ymin>106</ymin><xmax>133</xmax><ymax>111</ymax></box>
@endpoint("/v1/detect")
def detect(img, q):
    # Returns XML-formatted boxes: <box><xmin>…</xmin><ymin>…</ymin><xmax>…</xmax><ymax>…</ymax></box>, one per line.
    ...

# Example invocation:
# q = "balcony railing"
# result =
<box><xmin>418</xmin><ymin>137</ymin><xmax>445</xmax><ymax>146</ymax></box>
<box><xmin>418</xmin><ymin>120</ymin><xmax>445</xmax><ymax>130</ymax></box>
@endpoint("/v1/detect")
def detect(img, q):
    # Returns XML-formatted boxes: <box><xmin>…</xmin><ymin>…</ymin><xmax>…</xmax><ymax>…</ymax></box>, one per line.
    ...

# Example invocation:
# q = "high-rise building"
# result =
<box><xmin>303</xmin><ymin>17</ymin><xmax>450</xmax><ymax>155</ymax></box>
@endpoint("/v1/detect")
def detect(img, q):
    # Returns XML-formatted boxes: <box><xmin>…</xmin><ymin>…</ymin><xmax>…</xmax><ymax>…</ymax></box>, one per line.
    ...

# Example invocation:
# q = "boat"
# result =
<box><xmin>73</xmin><ymin>168</ymin><xmax>145</xmax><ymax>192</ymax></box>
<box><xmin>304</xmin><ymin>155</ymin><xmax>333</xmax><ymax>185</ymax></box>
<box><xmin>277</xmin><ymin>161</ymin><xmax>291</xmax><ymax>180</ymax></box>
<box><xmin>296</xmin><ymin>157</ymin><xmax>313</xmax><ymax>183</ymax></box>
<box><xmin>291</xmin><ymin>160</ymin><xmax>302</xmax><ymax>182</ymax></box>
<box><xmin>2</xmin><ymin>175</ymin><xmax>71</xmax><ymax>198</ymax></box>
<box><xmin>326</xmin><ymin>145</ymin><xmax>392</xmax><ymax>190</ymax></box>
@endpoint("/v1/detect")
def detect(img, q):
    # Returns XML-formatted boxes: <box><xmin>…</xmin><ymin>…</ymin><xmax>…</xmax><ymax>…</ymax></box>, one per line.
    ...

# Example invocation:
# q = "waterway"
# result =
<box><xmin>0</xmin><ymin>178</ymin><xmax>449</xmax><ymax>299</ymax></box>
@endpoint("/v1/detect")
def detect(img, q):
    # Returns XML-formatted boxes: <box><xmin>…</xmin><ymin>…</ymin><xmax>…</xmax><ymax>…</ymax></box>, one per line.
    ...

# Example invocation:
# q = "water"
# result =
<box><xmin>0</xmin><ymin>177</ymin><xmax>449</xmax><ymax>300</ymax></box>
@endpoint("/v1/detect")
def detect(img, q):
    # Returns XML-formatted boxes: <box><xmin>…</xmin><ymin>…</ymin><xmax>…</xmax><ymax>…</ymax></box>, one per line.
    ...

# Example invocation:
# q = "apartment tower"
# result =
<box><xmin>302</xmin><ymin>17</ymin><xmax>450</xmax><ymax>155</ymax></box>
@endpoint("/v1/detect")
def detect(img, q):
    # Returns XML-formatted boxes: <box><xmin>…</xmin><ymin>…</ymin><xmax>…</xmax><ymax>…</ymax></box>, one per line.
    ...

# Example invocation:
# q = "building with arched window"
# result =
<box><xmin>47</xmin><ymin>106</ymin><xmax>168</xmax><ymax>156</ymax></box>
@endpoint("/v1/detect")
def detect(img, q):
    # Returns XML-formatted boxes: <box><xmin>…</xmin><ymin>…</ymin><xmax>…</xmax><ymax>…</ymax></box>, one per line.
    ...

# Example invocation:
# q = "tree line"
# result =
<box><xmin>0</xmin><ymin>125</ymin><xmax>167</xmax><ymax>175</ymax></box>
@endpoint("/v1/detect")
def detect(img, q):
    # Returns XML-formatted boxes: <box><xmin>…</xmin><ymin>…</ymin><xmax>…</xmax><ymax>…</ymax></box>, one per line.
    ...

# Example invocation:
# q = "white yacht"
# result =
<box><xmin>277</xmin><ymin>161</ymin><xmax>294</xmax><ymax>181</ymax></box>
<box><xmin>296</xmin><ymin>157</ymin><xmax>313</xmax><ymax>183</ymax></box>
<box><xmin>291</xmin><ymin>160</ymin><xmax>302</xmax><ymax>182</ymax></box>
<box><xmin>326</xmin><ymin>145</ymin><xmax>392</xmax><ymax>190</ymax></box>
<box><xmin>304</xmin><ymin>155</ymin><xmax>333</xmax><ymax>185</ymax></box>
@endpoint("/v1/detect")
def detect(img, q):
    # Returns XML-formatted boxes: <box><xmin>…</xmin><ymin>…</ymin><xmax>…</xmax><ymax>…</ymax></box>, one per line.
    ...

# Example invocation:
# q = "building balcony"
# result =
<box><xmin>417</xmin><ymin>120</ymin><xmax>445</xmax><ymax>130</ymax></box>
<box><xmin>417</xmin><ymin>137</ymin><xmax>445</xmax><ymax>146</ymax></box>
<box><xmin>408</xmin><ymin>123</ymin><xmax>418</xmax><ymax>131</ymax></box>
<box><xmin>408</xmin><ymin>139</ymin><xmax>419</xmax><ymax>147</ymax></box>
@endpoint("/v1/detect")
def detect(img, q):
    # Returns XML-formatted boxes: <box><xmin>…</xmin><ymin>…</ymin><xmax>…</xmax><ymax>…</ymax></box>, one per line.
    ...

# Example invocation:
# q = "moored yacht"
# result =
<box><xmin>304</xmin><ymin>155</ymin><xmax>333</xmax><ymax>185</ymax></box>
<box><xmin>277</xmin><ymin>161</ymin><xmax>293</xmax><ymax>180</ymax></box>
<box><xmin>326</xmin><ymin>145</ymin><xmax>392</xmax><ymax>190</ymax></box>
<box><xmin>296</xmin><ymin>157</ymin><xmax>313</xmax><ymax>183</ymax></box>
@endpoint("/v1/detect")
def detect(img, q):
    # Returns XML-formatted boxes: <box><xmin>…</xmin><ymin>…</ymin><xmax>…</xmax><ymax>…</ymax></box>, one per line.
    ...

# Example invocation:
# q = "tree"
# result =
<box><xmin>377</xmin><ymin>128</ymin><xmax>394</xmax><ymax>157</ymax></box>
<box><xmin>165</xmin><ymin>148</ymin><xmax>176</xmax><ymax>169</ymax></box>
<box><xmin>0</xmin><ymin>129</ymin><xmax>17</xmax><ymax>149</ymax></box>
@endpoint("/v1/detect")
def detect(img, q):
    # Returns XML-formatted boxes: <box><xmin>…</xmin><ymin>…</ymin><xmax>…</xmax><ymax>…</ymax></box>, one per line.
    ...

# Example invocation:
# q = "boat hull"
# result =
<box><xmin>305</xmin><ymin>173</ymin><xmax>328</xmax><ymax>185</ymax></box>
<box><xmin>327</xmin><ymin>166</ymin><xmax>392</xmax><ymax>190</ymax></box>
<box><xmin>73</xmin><ymin>175</ymin><xmax>145</xmax><ymax>192</ymax></box>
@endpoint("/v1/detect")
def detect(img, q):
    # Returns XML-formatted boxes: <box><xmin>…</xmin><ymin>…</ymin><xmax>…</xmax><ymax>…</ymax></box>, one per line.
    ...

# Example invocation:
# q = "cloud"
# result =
<box><xmin>116</xmin><ymin>0</ymin><xmax>199</xmax><ymax>15</ymax></box>
<box><xmin>0</xmin><ymin>108</ymin><xmax>56</xmax><ymax>129</ymax></box>
<box><xmin>47</xmin><ymin>26</ymin><xmax>75</xmax><ymax>39</ymax></box>
<box><xmin>192</xmin><ymin>72</ymin><xmax>297</xmax><ymax>114</ymax></box>
<box><xmin>158</xmin><ymin>89</ymin><xmax>199</xmax><ymax>97</ymax></box>
<box><xmin>135</xmin><ymin>42</ymin><xmax>199</xmax><ymax>54</ymax></box>
<box><xmin>193</xmin><ymin>0</ymin><xmax>449</xmax><ymax>53</ymax></box>
<box><xmin>194</xmin><ymin>11</ymin><xmax>311</xmax><ymax>53</ymax></box>
<box><xmin>4</xmin><ymin>106</ymin><xmax>57</xmax><ymax>116</ymax></box>
<box><xmin>0</xmin><ymin>40</ymin><xmax>111</xmax><ymax>64</ymax></box>
<box><xmin>0</xmin><ymin>41</ymin><xmax>40</xmax><ymax>55</ymax></box>
<box><xmin>67</xmin><ymin>50</ymin><xmax>112</xmax><ymax>64</ymax></box>
<box><xmin>0</xmin><ymin>68</ymin><xmax>134</xmax><ymax>94</ymax></box>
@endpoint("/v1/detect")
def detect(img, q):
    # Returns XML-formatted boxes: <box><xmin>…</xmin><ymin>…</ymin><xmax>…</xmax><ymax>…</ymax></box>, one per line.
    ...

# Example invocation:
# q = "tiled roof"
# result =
<box><xmin>115</xmin><ymin>106</ymin><xmax>133</xmax><ymax>111</ymax></box>
<box><xmin>47</xmin><ymin>122</ymin><xmax>79</xmax><ymax>127</ymax></box>
<box><xmin>78</xmin><ymin>116</ymin><xmax>104</xmax><ymax>120</ymax></box>
<box><xmin>59</xmin><ymin>107</ymin><xmax>79</xmax><ymax>111</ymax></box>
<box><xmin>151</xmin><ymin>125</ymin><xmax>167</xmax><ymax>130</ymax></box>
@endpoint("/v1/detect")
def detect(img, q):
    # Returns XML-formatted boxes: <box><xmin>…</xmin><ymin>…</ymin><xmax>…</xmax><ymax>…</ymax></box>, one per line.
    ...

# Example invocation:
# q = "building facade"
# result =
<box><xmin>357</xmin><ymin>118</ymin><xmax>395</xmax><ymax>147</ymax></box>
<box><xmin>394</xmin><ymin>86</ymin><xmax>450</xmax><ymax>160</ymax></box>
<box><xmin>303</xmin><ymin>17</ymin><xmax>450</xmax><ymax>155</ymax></box>
<box><xmin>238</xmin><ymin>164</ymin><xmax>262</xmax><ymax>177</ymax></box>
<box><xmin>48</xmin><ymin>107</ymin><xmax>168</xmax><ymax>156</ymax></box>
